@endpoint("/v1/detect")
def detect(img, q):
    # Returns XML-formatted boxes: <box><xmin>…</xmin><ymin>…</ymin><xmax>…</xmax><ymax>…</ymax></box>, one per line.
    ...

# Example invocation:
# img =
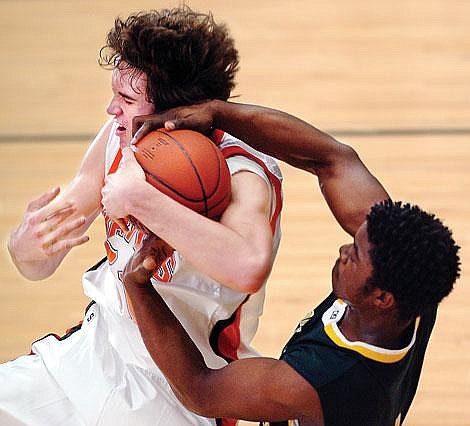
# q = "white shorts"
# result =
<box><xmin>0</xmin><ymin>302</ymin><xmax>216</xmax><ymax>426</ymax></box>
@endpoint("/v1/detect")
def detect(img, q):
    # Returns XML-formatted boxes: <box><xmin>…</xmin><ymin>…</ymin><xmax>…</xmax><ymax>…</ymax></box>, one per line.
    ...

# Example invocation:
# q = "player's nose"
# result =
<box><xmin>338</xmin><ymin>244</ymin><xmax>350</xmax><ymax>263</ymax></box>
<box><xmin>106</xmin><ymin>97</ymin><xmax>121</xmax><ymax>116</ymax></box>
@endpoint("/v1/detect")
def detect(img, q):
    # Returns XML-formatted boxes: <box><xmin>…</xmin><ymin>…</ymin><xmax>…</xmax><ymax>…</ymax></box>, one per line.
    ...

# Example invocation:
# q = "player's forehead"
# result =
<box><xmin>111</xmin><ymin>61</ymin><xmax>148</xmax><ymax>97</ymax></box>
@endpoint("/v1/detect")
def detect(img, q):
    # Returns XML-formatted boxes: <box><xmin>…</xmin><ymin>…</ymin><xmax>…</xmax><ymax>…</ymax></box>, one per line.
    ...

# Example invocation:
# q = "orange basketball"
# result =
<box><xmin>134</xmin><ymin>129</ymin><xmax>231</xmax><ymax>219</ymax></box>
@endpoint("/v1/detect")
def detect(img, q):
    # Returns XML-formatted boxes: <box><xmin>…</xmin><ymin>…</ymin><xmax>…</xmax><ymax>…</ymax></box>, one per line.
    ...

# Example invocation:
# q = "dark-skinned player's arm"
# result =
<box><xmin>133</xmin><ymin>100</ymin><xmax>389</xmax><ymax>236</ymax></box>
<box><xmin>123</xmin><ymin>234</ymin><xmax>324</xmax><ymax>425</ymax></box>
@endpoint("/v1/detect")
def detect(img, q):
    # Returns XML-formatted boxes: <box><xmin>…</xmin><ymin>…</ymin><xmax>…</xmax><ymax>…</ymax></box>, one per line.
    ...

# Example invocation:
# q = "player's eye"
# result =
<box><xmin>119</xmin><ymin>94</ymin><xmax>134</xmax><ymax>105</ymax></box>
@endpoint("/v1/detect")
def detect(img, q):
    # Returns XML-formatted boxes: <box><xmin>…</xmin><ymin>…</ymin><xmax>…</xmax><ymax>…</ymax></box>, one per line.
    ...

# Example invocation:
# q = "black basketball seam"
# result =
<box><xmin>144</xmin><ymin>171</ymin><xmax>205</xmax><ymax>203</ymax></box>
<box><xmin>207</xmin><ymin>191</ymin><xmax>230</xmax><ymax>212</ymax></box>
<box><xmin>148</xmin><ymin>130</ymin><xmax>209</xmax><ymax>216</ymax></box>
<box><xmin>207</xmin><ymin>141</ymin><xmax>222</xmax><ymax>198</ymax></box>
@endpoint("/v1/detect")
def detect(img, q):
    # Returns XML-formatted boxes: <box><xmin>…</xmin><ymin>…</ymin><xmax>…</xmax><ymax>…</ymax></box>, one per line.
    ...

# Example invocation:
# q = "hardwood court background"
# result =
<box><xmin>0</xmin><ymin>1</ymin><xmax>469</xmax><ymax>425</ymax></box>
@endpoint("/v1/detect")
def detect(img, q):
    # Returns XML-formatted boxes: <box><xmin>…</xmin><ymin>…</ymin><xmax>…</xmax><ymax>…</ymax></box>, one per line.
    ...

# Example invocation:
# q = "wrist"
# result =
<box><xmin>7</xmin><ymin>234</ymin><xmax>26</xmax><ymax>267</ymax></box>
<box><xmin>125</xmin><ymin>179</ymin><xmax>154</xmax><ymax>218</ymax></box>
<box><xmin>7</xmin><ymin>237</ymin><xmax>22</xmax><ymax>270</ymax></box>
<box><xmin>123</xmin><ymin>278</ymin><xmax>153</xmax><ymax>292</ymax></box>
<box><xmin>209</xmin><ymin>99</ymin><xmax>225</xmax><ymax>129</ymax></box>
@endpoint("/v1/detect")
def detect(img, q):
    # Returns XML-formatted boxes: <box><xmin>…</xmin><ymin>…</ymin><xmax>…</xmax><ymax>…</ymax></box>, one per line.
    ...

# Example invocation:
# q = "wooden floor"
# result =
<box><xmin>0</xmin><ymin>1</ymin><xmax>469</xmax><ymax>425</ymax></box>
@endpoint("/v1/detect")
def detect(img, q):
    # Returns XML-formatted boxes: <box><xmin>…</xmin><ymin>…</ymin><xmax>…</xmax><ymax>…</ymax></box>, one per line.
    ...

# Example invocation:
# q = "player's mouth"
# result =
<box><xmin>114</xmin><ymin>123</ymin><xmax>129</xmax><ymax>148</ymax></box>
<box><xmin>116</xmin><ymin>124</ymin><xmax>127</xmax><ymax>135</ymax></box>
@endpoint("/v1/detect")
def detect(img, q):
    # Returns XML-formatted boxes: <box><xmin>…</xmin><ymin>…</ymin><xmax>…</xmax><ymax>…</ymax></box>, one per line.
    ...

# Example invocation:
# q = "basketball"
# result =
<box><xmin>133</xmin><ymin>129</ymin><xmax>231</xmax><ymax>219</ymax></box>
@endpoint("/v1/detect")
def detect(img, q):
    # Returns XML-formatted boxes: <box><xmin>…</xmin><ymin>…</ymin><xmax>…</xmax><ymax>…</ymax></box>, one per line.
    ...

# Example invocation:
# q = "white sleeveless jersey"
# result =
<box><xmin>83</xmin><ymin>123</ymin><xmax>283</xmax><ymax>370</ymax></box>
<box><xmin>22</xmin><ymin>124</ymin><xmax>281</xmax><ymax>425</ymax></box>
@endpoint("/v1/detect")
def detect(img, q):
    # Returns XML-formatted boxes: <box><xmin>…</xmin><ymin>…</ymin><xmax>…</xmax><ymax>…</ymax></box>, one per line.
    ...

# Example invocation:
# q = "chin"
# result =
<box><xmin>119</xmin><ymin>136</ymin><xmax>130</xmax><ymax>149</ymax></box>
<box><xmin>331</xmin><ymin>262</ymin><xmax>338</xmax><ymax>285</ymax></box>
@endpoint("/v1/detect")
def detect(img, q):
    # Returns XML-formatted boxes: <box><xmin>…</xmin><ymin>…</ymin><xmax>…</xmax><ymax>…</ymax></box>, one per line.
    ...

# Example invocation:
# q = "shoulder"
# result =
<box><xmin>74</xmin><ymin>120</ymin><xmax>115</xmax><ymax>181</ymax></box>
<box><xmin>281</xmin><ymin>294</ymin><xmax>360</xmax><ymax>387</ymax></box>
<box><xmin>216</xmin><ymin>131</ymin><xmax>283</xmax><ymax>181</ymax></box>
<box><xmin>83</xmin><ymin>120</ymin><xmax>115</xmax><ymax>161</ymax></box>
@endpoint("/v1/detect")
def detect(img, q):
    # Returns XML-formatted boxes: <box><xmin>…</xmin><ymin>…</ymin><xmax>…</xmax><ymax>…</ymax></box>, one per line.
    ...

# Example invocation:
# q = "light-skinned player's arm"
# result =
<box><xmin>7</xmin><ymin>122</ymin><xmax>110</xmax><ymax>280</ymax></box>
<box><xmin>123</xmin><ymin>235</ymin><xmax>324</xmax><ymax>424</ymax></box>
<box><xmin>101</xmin><ymin>147</ymin><xmax>273</xmax><ymax>293</ymax></box>
<box><xmin>133</xmin><ymin>100</ymin><xmax>389</xmax><ymax>236</ymax></box>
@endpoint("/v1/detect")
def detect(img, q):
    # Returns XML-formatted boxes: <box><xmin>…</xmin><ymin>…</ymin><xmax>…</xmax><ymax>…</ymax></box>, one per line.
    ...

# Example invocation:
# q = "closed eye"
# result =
<box><xmin>118</xmin><ymin>91</ymin><xmax>137</xmax><ymax>104</ymax></box>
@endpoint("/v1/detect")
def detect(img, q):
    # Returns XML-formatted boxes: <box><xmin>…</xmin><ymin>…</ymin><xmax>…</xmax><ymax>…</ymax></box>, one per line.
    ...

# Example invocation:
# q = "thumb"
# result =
<box><xmin>142</xmin><ymin>255</ymin><xmax>157</xmax><ymax>271</ymax></box>
<box><xmin>126</xmin><ymin>255</ymin><xmax>157</xmax><ymax>287</ymax></box>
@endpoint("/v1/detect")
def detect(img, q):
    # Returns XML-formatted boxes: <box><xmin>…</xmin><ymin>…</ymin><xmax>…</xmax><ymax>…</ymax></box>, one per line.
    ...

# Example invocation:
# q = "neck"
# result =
<box><xmin>338</xmin><ymin>305</ymin><xmax>415</xmax><ymax>350</ymax></box>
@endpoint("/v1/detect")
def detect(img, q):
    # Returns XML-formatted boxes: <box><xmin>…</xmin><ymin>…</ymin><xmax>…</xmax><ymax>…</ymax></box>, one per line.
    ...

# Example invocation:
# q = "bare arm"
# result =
<box><xmin>7</xmin><ymin>122</ymin><xmax>110</xmax><ymax>280</ymax></box>
<box><xmin>123</xmin><ymin>238</ymin><xmax>323</xmax><ymax>424</ymax></box>
<box><xmin>134</xmin><ymin>101</ymin><xmax>389</xmax><ymax>235</ymax></box>
<box><xmin>102</xmin><ymin>147</ymin><xmax>274</xmax><ymax>293</ymax></box>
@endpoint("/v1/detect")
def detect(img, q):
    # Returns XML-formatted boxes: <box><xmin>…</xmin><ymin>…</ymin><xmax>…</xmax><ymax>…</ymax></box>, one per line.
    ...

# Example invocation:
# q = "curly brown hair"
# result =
<box><xmin>99</xmin><ymin>6</ymin><xmax>239</xmax><ymax>111</ymax></box>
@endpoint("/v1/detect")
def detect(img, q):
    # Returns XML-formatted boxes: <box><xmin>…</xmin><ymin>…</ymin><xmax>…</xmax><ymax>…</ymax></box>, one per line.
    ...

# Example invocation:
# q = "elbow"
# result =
<box><xmin>171</xmin><ymin>373</ymin><xmax>217</xmax><ymax>418</ymax></box>
<box><xmin>329</xmin><ymin>142</ymin><xmax>359</xmax><ymax>165</ymax></box>
<box><xmin>174</xmin><ymin>392</ymin><xmax>203</xmax><ymax>417</ymax></box>
<box><xmin>181</xmin><ymin>396</ymin><xmax>212</xmax><ymax>418</ymax></box>
<box><xmin>231</xmin><ymin>252</ymin><xmax>272</xmax><ymax>294</ymax></box>
<box><xmin>339</xmin><ymin>143</ymin><xmax>361</xmax><ymax>165</ymax></box>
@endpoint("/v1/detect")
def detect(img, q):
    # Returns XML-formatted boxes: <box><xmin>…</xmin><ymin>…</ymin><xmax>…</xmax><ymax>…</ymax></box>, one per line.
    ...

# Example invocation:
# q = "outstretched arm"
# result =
<box><xmin>134</xmin><ymin>101</ymin><xmax>389</xmax><ymax>235</ymax></box>
<box><xmin>123</xmin><ymin>235</ymin><xmax>323</xmax><ymax>424</ymax></box>
<box><xmin>8</xmin><ymin>122</ymin><xmax>110</xmax><ymax>280</ymax></box>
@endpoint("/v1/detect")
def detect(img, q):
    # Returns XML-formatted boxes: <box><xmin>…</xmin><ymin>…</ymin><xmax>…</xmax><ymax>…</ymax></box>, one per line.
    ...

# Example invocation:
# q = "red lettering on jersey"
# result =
<box><xmin>104</xmin><ymin>212</ymin><xmax>123</xmax><ymax>239</ymax></box>
<box><xmin>135</xmin><ymin>230</ymin><xmax>146</xmax><ymax>246</ymax></box>
<box><xmin>153</xmin><ymin>255</ymin><xmax>176</xmax><ymax>283</ymax></box>
<box><xmin>104</xmin><ymin>240</ymin><xmax>118</xmax><ymax>265</ymax></box>
<box><xmin>103</xmin><ymin>211</ymin><xmax>146</xmax><ymax>245</ymax></box>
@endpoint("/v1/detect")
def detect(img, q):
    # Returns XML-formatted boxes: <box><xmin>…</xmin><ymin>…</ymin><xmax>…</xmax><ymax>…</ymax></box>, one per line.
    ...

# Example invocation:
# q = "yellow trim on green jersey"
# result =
<box><xmin>322</xmin><ymin>299</ymin><xmax>418</xmax><ymax>364</ymax></box>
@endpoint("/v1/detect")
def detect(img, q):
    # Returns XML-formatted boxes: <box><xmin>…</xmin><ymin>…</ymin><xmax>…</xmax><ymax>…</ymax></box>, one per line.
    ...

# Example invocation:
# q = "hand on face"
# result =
<box><xmin>131</xmin><ymin>101</ymin><xmax>217</xmax><ymax>144</ymax></box>
<box><xmin>8</xmin><ymin>187</ymin><xmax>89</xmax><ymax>262</ymax></box>
<box><xmin>101</xmin><ymin>147</ymin><xmax>146</xmax><ymax>231</ymax></box>
<box><xmin>122</xmin><ymin>233</ymin><xmax>174</xmax><ymax>289</ymax></box>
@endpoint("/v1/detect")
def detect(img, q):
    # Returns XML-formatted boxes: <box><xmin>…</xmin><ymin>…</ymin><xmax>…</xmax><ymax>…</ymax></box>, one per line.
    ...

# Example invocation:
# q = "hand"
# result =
<box><xmin>8</xmin><ymin>187</ymin><xmax>89</xmax><ymax>265</ymax></box>
<box><xmin>123</xmin><ymin>234</ymin><xmax>174</xmax><ymax>289</ymax></box>
<box><xmin>131</xmin><ymin>100</ymin><xmax>216</xmax><ymax>144</ymax></box>
<box><xmin>101</xmin><ymin>147</ymin><xmax>146</xmax><ymax>232</ymax></box>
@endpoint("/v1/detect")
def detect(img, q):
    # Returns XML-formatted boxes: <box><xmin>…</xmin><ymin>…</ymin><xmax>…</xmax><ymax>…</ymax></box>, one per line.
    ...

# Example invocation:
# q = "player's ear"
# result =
<box><xmin>373</xmin><ymin>288</ymin><xmax>396</xmax><ymax>310</ymax></box>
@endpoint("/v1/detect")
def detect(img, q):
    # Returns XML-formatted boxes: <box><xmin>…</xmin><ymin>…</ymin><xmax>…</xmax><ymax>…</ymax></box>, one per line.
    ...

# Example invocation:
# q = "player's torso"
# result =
<box><xmin>279</xmin><ymin>294</ymin><xmax>432</xmax><ymax>426</ymax></box>
<box><xmin>85</xmin><ymin>124</ymin><xmax>283</xmax><ymax>367</ymax></box>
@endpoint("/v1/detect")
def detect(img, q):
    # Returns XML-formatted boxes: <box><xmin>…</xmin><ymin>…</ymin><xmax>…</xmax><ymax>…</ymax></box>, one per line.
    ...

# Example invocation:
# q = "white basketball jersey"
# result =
<box><xmin>83</xmin><ymin>124</ymin><xmax>283</xmax><ymax>370</ymax></box>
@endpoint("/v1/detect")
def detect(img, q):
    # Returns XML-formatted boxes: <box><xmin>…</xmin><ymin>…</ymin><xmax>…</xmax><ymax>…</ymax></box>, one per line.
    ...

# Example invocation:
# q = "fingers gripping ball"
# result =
<box><xmin>134</xmin><ymin>129</ymin><xmax>231</xmax><ymax>219</ymax></box>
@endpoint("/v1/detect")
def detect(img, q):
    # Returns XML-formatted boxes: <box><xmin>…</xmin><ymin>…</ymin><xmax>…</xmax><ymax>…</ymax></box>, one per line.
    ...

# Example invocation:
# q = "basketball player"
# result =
<box><xmin>120</xmin><ymin>100</ymin><xmax>460</xmax><ymax>425</ymax></box>
<box><xmin>2</xmin><ymin>8</ymin><xmax>282</xmax><ymax>425</ymax></box>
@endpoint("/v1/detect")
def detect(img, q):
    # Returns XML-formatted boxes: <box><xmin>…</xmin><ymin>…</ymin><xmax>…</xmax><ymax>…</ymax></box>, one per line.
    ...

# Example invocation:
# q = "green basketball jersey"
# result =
<box><xmin>262</xmin><ymin>293</ymin><xmax>436</xmax><ymax>426</ymax></box>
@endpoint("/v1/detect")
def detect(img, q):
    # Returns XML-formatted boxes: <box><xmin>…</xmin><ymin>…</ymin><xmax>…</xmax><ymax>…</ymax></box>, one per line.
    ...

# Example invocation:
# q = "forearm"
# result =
<box><xmin>8</xmin><ymin>241</ymin><xmax>65</xmax><ymax>280</ymax></box>
<box><xmin>210</xmin><ymin>100</ymin><xmax>389</xmax><ymax>234</ymax></box>
<box><xmin>126</xmin><ymin>281</ymin><xmax>322</xmax><ymax>421</ymax></box>
<box><xmin>9</xmin><ymin>124</ymin><xmax>107</xmax><ymax>280</ymax></box>
<box><xmin>126</xmin><ymin>181</ymin><xmax>272</xmax><ymax>292</ymax></box>
<box><xmin>124</xmin><ymin>282</ymin><xmax>210</xmax><ymax>412</ymax></box>
<box><xmin>123</xmin><ymin>237</ymin><xmax>322</xmax><ymax>421</ymax></box>
<box><xmin>210</xmin><ymin>100</ymin><xmax>343</xmax><ymax>172</ymax></box>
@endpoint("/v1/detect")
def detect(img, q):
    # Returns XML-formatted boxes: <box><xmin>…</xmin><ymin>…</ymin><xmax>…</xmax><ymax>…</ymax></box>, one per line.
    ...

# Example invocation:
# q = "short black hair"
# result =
<box><xmin>99</xmin><ymin>6</ymin><xmax>239</xmax><ymax>111</ymax></box>
<box><xmin>366</xmin><ymin>200</ymin><xmax>460</xmax><ymax>320</ymax></box>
